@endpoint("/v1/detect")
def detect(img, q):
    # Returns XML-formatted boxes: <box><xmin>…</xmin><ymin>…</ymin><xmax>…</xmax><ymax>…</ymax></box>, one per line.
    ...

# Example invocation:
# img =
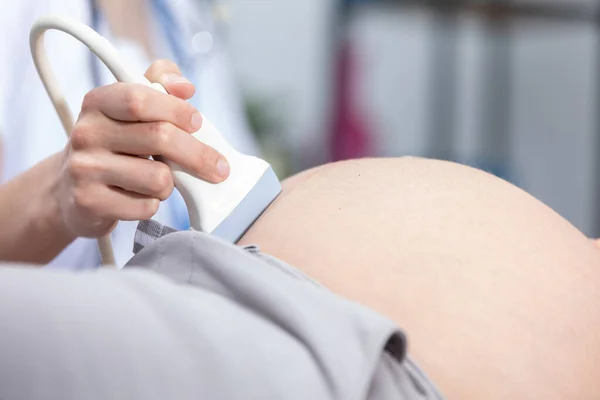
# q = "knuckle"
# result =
<box><xmin>124</xmin><ymin>86</ymin><xmax>146</xmax><ymax>118</ymax></box>
<box><xmin>140</xmin><ymin>198</ymin><xmax>160</xmax><ymax>220</ymax></box>
<box><xmin>81</xmin><ymin>89</ymin><xmax>99</xmax><ymax>111</ymax></box>
<box><xmin>149</xmin><ymin>121</ymin><xmax>173</xmax><ymax>150</ymax></box>
<box><xmin>66</xmin><ymin>153</ymin><xmax>96</xmax><ymax>180</ymax></box>
<box><xmin>70</xmin><ymin>120</ymin><xmax>93</xmax><ymax>150</ymax></box>
<box><xmin>152</xmin><ymin>164</ymin><xmax>174</xmax><ymax>200</ymax></box>
<box><xmin>72</xmin><ymin>186</ymin><xmax>95</xmax><ymax>211</ymax></box>
<box><xmin>175</xmin><ymin>104</ymin><xmax>197</xmax><ymax>129</ymax></box>
<box><xmin>191</xmin><ymin>151</ymin><xmax>206</xmax><ymax>175</ymax></box>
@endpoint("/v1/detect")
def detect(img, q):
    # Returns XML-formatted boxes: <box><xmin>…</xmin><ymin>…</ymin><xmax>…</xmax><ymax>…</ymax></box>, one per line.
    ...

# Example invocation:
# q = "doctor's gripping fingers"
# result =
<box><xmin>76</xmin><ymin>82</ymin><xmax>230</xmax><ymax>183</ymax></box>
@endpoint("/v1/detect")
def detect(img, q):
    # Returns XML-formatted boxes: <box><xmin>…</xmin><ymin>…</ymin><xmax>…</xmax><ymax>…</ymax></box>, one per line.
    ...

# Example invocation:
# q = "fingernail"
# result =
<box><xmin>191</xmin><ymin>112</ymin><xmax>202</xmax><ymax>130</ymax></box>
<box><xmin>216</xmin><ymin>158</ymin><xmax>230</xmax><ymax>179</ymax></box>
<box><xmin>164</xmin><ymin>73</ymin><xmax>191</xmax><ymax>84</ymax></box>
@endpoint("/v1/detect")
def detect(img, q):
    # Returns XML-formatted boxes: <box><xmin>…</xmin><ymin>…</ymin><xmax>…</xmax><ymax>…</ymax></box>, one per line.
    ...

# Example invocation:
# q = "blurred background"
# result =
<box><xmin>213</xmin><ymin>0</ymin><xmax>600</xmax><ymax>236</ymax></box>
<box><xmin>3</xmin><ymin>0</ymin><xmax>600</xmax><ymax>238</ymax></box>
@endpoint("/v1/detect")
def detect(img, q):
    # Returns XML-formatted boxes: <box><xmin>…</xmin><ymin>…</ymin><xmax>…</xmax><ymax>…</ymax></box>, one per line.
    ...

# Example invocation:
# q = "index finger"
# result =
<box><xmin>83</xmin><ymin>83</ymin><xmax>202</xmax><ymax>133</ymax></box>
<box><xmin>154</xmin><ymin>125</ymin><xmax>231</xmax><ymax>183</ymax></box>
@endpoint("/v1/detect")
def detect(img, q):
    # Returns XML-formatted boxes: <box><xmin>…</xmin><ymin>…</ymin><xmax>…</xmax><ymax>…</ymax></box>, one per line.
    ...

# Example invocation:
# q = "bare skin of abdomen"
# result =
<box><xmin>238</xmin><ymin>157</ymin><xmax>600</xmax><ymax>400</ymax></box>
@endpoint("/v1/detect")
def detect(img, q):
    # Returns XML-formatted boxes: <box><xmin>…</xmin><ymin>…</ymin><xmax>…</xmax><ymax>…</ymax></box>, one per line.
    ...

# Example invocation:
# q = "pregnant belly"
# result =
<box><xmin>239</xmin><ymin>157</ymin><xmax>600</xmax><ymax>400</ymax></box>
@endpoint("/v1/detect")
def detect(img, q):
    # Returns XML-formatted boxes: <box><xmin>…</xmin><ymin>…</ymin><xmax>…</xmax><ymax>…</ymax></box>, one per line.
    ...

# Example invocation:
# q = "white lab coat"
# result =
<box><xmin>0</xmin><ymin>0</ymin><xmax>258</xmax><ymax>268</ymax></box>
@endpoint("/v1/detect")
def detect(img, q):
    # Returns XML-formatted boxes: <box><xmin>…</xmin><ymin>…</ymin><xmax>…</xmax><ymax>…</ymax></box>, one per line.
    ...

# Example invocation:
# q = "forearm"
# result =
<box><xmin>0</xmin><ymin>152</ymin><xmax>75</xmax><ymax>264</ymax></box>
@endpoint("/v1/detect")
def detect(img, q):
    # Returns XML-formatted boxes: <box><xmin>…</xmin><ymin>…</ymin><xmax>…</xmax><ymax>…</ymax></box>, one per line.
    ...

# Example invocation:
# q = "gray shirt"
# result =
<box><xmin>0</xmin><ymin>224</ymin><xmax>445</xmax><ymax>399</ymax></box>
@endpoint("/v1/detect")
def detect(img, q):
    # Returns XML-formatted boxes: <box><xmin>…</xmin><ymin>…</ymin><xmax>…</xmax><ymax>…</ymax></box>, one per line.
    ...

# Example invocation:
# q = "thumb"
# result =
<box><xmin>144</xmin><ymin>59</ymin><xmax>196</xmax><ymax>100</ymax></box>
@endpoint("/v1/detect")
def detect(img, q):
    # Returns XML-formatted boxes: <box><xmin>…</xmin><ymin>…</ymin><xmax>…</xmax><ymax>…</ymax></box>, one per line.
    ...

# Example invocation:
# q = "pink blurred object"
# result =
<box><xmin>330</xmin><ymin>40</ymin><xmax>372</xmax><ymax>161</ymax></box>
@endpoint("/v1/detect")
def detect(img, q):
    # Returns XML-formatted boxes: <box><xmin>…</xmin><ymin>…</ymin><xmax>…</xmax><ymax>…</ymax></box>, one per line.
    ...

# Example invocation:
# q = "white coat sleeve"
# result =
<box><xmin>0</xmin><ymin>5</ymin><xmax>21</xmax><ymax>160</ymax></box>
<box><xmin>0</xmin><ymin>0</ymin><xmax>52</xmax><ymax>181</ymax></box>
<box><xmin>0</xmin><ymin>0</ymin><xmax>103</xmax><ymax>269</ymax></box>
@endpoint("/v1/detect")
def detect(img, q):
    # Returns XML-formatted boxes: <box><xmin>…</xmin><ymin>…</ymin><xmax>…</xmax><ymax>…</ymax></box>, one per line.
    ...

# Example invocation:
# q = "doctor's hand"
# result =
<box><xmin>57</xmin><ymin>59</ymin><xmax>230</xmax><ymax>238</ymax></box>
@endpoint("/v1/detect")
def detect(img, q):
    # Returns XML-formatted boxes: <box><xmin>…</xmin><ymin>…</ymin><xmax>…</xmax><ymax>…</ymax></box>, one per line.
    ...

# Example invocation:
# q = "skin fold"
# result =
<box><xmin>239</xmin><ymin>157</ymin><xmax>600</xmax><ymax>400</ymax></box>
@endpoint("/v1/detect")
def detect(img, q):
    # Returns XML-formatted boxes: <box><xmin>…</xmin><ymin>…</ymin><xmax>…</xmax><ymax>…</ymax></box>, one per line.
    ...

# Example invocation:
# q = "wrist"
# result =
<box><xmin>0</xmin><ymin>152</ymin><xmax>77</xmax><ymax>264</ymax></box>
<box><xmin>27</xmin><ymin>153</ymin><xmax>77</xmax><ymax>257</ymax></box>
